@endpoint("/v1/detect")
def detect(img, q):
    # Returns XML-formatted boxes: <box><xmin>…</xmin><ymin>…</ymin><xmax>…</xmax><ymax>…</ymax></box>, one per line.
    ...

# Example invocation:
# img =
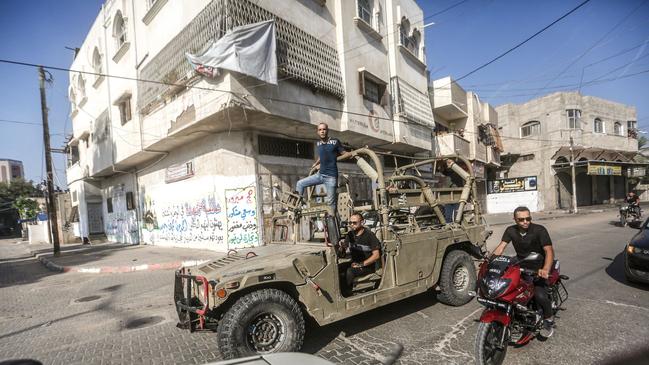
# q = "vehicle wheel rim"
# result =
<box><xmin>453</xmin><ymin>265</ymin><xmax>470</xmax><ymax>291</ymax></box>
<box><xmin>246</xmin><ymin>313</ymin><xmax>285</xmax><ymax>353</ymax></box>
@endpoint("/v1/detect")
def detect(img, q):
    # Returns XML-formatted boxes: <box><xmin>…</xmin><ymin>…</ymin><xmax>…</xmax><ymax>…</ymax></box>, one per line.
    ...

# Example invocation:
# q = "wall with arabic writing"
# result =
<box><xmin>103</xmin><ymin>176</ymin><xmax>139</xmax><ymax>244</ymax></box>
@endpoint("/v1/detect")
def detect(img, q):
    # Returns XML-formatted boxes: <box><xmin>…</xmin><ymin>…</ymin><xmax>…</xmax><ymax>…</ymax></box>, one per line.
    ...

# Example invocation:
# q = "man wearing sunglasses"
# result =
<box><xmin>339</xmin><ymin>213</ymin><xmax>381</xmax><ymax>286</ymax></box>
<box><xmin>491</xmin><ymin>206</ymin><xmax>556</xmax><ymax>337</ymax></box>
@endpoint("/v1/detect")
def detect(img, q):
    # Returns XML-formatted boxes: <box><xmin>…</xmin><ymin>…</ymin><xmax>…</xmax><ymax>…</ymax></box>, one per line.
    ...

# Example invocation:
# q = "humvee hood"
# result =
<box><xmin>195</xmin><ymin>244</ymin><xmax>325</xmax><ymax>279</ymax></box>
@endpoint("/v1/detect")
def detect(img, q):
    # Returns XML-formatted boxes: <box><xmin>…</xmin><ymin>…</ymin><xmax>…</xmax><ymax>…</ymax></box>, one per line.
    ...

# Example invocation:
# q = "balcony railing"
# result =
<box><xmin>138</xmin><ymin>0</ymin><xmax>344</xmax><ymax>114</ymax></box>
<box><xmin>435</xmin><ymin>133</ymin><xmax>470</xmax><ymax>157</ymax></box>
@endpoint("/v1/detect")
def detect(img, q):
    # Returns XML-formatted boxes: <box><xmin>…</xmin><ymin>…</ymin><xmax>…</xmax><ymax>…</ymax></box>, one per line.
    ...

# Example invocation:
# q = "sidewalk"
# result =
<box><xmin>28</xmin><ymin>242</ymin><xmax>225</xmax><ymax>274</ymax></box>
<box><xmin>483</xmin><ymin>204</ymin><xmax>619</xmax><ymax>227</ymax></box>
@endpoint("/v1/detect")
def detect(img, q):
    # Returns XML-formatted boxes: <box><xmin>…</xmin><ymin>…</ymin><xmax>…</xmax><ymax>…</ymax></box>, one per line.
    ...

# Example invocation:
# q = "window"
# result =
<box><xmin>614</xmin><ymin>122</ymin><xmax>622</xmax><ymax>136</ymax></box>
<box><xmin>118</xmin><ymin>96</ymin><xmax>132</xmax><ymax>125</ymax></box>
<box><xmin>593</xmin><ymin>118</ymin><xmax>604</xmax><ymax>133</ymax></box>
<box><xmin>92</xmin><ymin>48</ymin><xmax>102</xmax><ymax>74</ymax></box>
<box><xmin>567</xmin><ymin>109</ymin><xmax>581</xmax><ymax>129</ymax></box>
<box><xmin>77</xmin><ymin>75</ymin><xmax>86</xmax><ymax>100</ymax></box>
<box><xmin>520</xmin><ymin>121</ymin><xmax>540</xmax><ymax>137</ymax></box>
<box><xmin>107</xmin><ymin>198</ymin><xmax>113</xmax><ymax>213</ymax></box>
<box><xmin>126</xmin><ymin>192</ymin><xmax>135</xmax><ymax>210</ymax></box>
<box><xmin>409</xmin><ymin>29</ymin><xmax>420</xmax><ymax>57</ymax></box>
<box><xmin>69</xmin><ymin>86</ymin><xmax>77</xmax><ymax>113</ymax></box>
<box><xmin>358</xmin><ymin>70</ymin><xmax>387</xmax><ymax>105</ymax></box>
<box><xmin>113</xmin><ymin>11</ymin><xmax>127</xmax><ymax>49</ymax></box>
<box><xmin>258</xmin><ymin>135</ymin><xmax>314</xmax><ymax>159</ymax></box>
<box><xmin>628</xmin><ymin>120</ymin><xmax>637</xmax><ymax>131</ymax></box>
<box><xmin>357</xmin><ymin>0</ymin><xmax>371</xmax><ymax>24</ymax></box>
<box><xmin>68</xmin><ymin>145</ymin><xmax>80</xmax><ymax>166</ymax></box>
<box><xmin>399</xmin><ymin>17</ymin><xmax>411</xmax><ymax>49</ymax></box>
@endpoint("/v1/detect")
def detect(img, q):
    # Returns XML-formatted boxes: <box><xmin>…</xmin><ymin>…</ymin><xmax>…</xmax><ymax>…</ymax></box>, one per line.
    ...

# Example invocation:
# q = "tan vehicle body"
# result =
<box><xmin>175</xmin><ymin>148</ymin><xmax>490</xmax><ymax>357</ymax></box>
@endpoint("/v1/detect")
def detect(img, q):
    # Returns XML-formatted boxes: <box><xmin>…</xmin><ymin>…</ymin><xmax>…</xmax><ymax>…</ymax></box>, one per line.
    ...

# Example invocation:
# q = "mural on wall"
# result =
<box><xmin>226</xmin><ymin>186</ymin><xmax>259</xmax><ymax>248</ymax></box>
<box><xmin>105</xmin><ymin>189</ymin><xmax>139</xmax><ymax>244</ymax></box>
<box><xmin>140</xmin><ymin>176</ymin><xmax>259</xmax><ymax>251</ymax></box>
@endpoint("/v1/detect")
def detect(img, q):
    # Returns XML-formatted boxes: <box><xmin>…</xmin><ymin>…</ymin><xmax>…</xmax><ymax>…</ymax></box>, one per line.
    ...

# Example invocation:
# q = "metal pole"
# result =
<box><xmin>38</xmin><ymin>66</ymin><xmax>61</xmax><ymax>255</ymax></box>
<box><xmin>570</xmin><ymin>137</ymin><xmax>578</xmax><ymax>214</ymax></box>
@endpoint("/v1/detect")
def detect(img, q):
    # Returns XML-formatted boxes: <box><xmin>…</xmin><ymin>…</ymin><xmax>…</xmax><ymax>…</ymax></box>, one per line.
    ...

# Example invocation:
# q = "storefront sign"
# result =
<box><xmin>626</xmin><ymin>167</ymin><xmax>646</xmax><ymax>177</ymax></box>
<box><xmin>587</xmin><ymin>163</ymin><xmax>621</xmax><ymax>176</ymax></box>
<box><xmin>487</xmin><ymin>176</ymin><xmax>537</xmax><ymax>194</ymax></box>
<box><xmin>165</xmin><ymin>161</ymin><xmax>194</xmax><ymax>183</ymax></box>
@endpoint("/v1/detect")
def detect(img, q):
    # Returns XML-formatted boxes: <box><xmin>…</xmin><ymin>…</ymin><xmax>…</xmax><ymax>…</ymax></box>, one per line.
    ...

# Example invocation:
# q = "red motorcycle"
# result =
<box><xmin>474</xmin><ymin>253</ymin><xmax>569</xmax><ymax>365</ymax></box>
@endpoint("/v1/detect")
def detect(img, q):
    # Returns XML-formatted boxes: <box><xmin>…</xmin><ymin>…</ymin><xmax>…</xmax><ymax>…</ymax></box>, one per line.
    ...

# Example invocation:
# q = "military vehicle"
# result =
<box><xmin>175</xmin><ymin>148</ymin><xmax>491</xmax><ymax>359</ymax></box>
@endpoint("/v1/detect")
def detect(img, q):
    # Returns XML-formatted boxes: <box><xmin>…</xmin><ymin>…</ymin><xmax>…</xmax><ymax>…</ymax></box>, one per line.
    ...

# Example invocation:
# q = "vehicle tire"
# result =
<box><xmin>217</xmin><ymin>288</ymin><xmax>305</xmax><ymax>359</ymax></box>
<box><xmin>437</xmin><ymin>250</ymin><xmax>477</xmax><ymax>306</ymax></box>
<box><xmin>475</xmin><ymin>321</ymin><xmax>508</xmax><ymax>365</ymax></box>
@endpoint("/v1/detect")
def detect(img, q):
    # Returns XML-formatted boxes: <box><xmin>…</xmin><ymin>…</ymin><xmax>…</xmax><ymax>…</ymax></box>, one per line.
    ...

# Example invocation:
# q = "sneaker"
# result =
<box><xmin>540</xmin><ymin>319</ymin><xmax>554</xmax><ymax>338</ymax></box>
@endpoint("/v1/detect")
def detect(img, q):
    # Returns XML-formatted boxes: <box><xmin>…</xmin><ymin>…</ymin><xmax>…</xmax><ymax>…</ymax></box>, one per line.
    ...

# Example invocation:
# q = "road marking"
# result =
<box><xmin>573</xmin><ymin>297</ymin><xmax>649</xmax><ymax>312</ymax></box>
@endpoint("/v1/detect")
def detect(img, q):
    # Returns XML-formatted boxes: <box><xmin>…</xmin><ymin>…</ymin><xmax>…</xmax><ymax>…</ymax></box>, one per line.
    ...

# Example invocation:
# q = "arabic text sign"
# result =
<box><xmin>587</xmin><ymin>163</ymin><xmax>621</xmax><ymax>176</ymax></box>
<box><xmin>487</xmin><ymin>176</ymin><xmax>537</xmax><ymax>194</ymax></box>
<box><xmin>226</xmin><ymin>186</ymin><xmax>259</xmax><ymax>248</ymax></box>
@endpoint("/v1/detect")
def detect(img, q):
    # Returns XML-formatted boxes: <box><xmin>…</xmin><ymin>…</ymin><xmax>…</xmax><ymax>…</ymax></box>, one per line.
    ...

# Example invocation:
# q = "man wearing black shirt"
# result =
<box><xmin>626</xmin><ymin>191</ymin><xmax>641</xmax><ymax>217</ymax></box>
<box><xmin>339</xmin><ymin>213</ymin><xmax>381</xmax><ymax>286</ymax></box>
<box><xmin>491</xmin><ymin>206</ymin><xmax>556</xmax><ymax>337</ymax></box>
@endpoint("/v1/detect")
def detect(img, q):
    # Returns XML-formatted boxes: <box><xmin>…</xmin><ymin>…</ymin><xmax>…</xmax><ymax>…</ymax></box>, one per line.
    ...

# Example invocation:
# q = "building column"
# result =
<box><xmin>610</xmin><ymin>175</ymin><xmax>615</xmax><ymax>204</ymax></box>
<box><xmin>591</xmin><ymin>175</ymin><xmax>597</xmax><ymax>205</ymax></box>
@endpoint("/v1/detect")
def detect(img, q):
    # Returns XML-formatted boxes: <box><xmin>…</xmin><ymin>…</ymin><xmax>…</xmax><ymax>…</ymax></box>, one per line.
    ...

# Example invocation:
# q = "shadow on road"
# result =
<box><xmin>605</xmin><ymin>252</ymin><xmax>649</xmax><ymax>291</ymax></box>
<box><xmin>302</xmin><ymin>290</ymin><xmax>440</xmax><ymax>354</ymax></box>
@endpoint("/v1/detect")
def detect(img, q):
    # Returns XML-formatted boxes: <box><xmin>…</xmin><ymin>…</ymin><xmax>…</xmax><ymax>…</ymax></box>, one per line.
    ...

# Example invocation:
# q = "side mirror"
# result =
<box><xmin>522</xmin><ymin>252</ymin><xmax>541</xmax><ymax>262</ymax></box>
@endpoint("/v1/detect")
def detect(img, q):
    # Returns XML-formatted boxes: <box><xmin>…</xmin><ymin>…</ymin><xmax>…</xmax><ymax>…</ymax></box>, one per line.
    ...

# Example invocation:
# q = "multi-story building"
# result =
<box><xmin>0</xmin><ymin>159</ymin><xmax>24</xmax><ymax>183</ymax></box>
<box><xmin>66</xmin><ymin>0</ymin><xmax>435</xmax><ymax>250</ymax></box>
<box><xmin>429</xmin><ymin>76</ymin><xmax>503</xmax><ymax>209</ymax></box>
<box><xmin>496</xmin><ymin>91</ymin><xmax>642</xmax><ymax>212</ymax></box>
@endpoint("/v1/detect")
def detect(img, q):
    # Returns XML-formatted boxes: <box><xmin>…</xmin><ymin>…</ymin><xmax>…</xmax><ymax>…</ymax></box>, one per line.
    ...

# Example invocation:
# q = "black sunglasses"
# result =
<box><xmin>516</xmin><ymin>217</ymin><xmax>532</xmax><ymax>222</ymax></box>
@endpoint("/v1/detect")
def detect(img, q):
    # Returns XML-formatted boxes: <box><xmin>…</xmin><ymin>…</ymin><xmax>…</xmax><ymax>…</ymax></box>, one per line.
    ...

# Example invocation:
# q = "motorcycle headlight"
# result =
<box><xmin>482</xmin><ymin>278</ymin><xmax>511</xmax><ymax>298</ymax></box>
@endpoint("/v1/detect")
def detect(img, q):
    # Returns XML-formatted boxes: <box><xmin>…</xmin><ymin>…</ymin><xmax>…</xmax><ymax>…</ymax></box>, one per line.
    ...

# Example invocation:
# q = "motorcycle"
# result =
<box><xmin>619</xmin><ymin>204</ymin><xmax>641</xmax><ymax>227</ymax></box>
<box><xmin>474</xmin><ymin>253</ymin><xmax>569</xmax><ymax>365</ymax></box>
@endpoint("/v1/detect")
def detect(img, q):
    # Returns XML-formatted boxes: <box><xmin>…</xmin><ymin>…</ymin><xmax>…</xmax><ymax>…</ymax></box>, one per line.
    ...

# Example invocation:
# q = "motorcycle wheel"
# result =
<box><xmin>475</xmin><ymin>322</ymin><xmax>508</xmax><ymax>365</ymax></box>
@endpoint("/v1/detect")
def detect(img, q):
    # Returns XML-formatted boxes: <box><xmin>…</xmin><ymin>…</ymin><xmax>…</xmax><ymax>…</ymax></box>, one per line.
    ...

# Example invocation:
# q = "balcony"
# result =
<box><xmin>435</xmin><ymin>133</ymin><xmax>470</xmax><ymax>157</ymax></box>
<box><xmin>431</xmin><ymin>77</ymin><xmax>468</xmax><ymax>121</ymax></box>
<box><xmin>487</xmin><ymin>147</ymin><xmax>501</xmax><ymax>166</ymax></box>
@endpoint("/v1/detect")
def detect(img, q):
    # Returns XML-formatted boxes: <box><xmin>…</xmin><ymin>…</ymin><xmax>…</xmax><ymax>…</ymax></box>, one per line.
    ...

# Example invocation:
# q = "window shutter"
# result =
<box><xmin>380</xmin><ymin>86</ymin><xmax>389</xmax><ymax>107</ymax></box>
<box><xmin>358</xmin><ymin>71</ymin><xmax>365</xmax><ymax>95</ymax></box>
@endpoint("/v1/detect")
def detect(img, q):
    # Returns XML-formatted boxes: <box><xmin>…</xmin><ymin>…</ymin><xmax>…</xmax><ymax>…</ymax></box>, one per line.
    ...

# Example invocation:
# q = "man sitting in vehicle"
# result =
<box><xmin>626</xmin><ymin>191</ymin><xmax>641</xmax><ymax>217</ymax></box>
<box><xmin>491</xmin><ymin>206</ymin><xmax>556</xmax><ymax>337</ymax></box>
<box><xmin>339</xmin><ymin>212</ymin><xmax>381</xmax><ymax>286</ymax></box>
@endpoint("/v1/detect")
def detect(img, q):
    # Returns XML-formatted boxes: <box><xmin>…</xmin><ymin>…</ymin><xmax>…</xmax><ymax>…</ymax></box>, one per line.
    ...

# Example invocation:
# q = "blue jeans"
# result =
<box><xmin>296</xmin><ymin>173</ymin><xmax>338</xmax><ymax>213</ymax></box>
<box><xmin>444</xmin><ymin>203</ymin><xmax>459</xmax><ymax>223</ymax></box>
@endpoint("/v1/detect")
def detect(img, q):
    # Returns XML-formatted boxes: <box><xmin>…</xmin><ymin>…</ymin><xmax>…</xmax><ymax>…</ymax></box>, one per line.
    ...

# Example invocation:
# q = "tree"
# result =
<box><xmin>0</xmin><ymin>179</ymin><xmax>40</xmax><ymax>206</ymax></box>
<box><xmin>13</xmin><ymin>197</ymin><xmax>39</xmax><ymax>220</ymax></box>
<box><xmin>639</xmin><ymin>135</ymin><xmax>647</xmax><ymax>149</ymax></box>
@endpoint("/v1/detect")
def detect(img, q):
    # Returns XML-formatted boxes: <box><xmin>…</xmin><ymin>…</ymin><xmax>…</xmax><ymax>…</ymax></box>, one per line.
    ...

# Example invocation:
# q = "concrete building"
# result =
<box><xmin>430</xmin><ymin>76</ymin><xmax>503</xmax><ymax>209</ymax></box>
<box><xmin>66</xmin><ymin>0</ymin><xmax>435</xmax><ymax>251</ymax></box>
<box><xmin>496</xmin><ymin>91</ymin><xmax>643</xmax><ymax>212</ymax></box>
<box><xmin>0</xmin><ymin>159</ymin><xmax>24</xmax><ymax>183</ymax></box>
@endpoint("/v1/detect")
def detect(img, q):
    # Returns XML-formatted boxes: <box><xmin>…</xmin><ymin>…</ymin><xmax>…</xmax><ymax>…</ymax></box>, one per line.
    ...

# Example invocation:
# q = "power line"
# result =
<box><xmin>0</xmin><ymin>118</ymin><xmax>41</xmax><ymax>126</ymax></box>
<box><xmin>454</xmin><ymin>0</ymin><xmax>592</xmax><ymax>84</ymax></box>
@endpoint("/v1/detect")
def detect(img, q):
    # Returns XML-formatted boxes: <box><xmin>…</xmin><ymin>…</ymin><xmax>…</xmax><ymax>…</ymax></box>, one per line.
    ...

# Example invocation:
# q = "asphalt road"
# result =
<box><xmin>0</xmin><ymin>211</ymin><xmax>648</xmax><ymax>365</ymax></box>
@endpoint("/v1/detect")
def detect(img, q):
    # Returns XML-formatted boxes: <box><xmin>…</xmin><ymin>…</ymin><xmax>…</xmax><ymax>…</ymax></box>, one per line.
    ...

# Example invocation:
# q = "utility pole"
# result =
<box><xmin>38</xmin><ymin>66</ymin><xmax>61</xmax><ymax>256</ymax></box>
<box><xmin>570</xmin><ymin>137</ymin><xmax>578</xmax><ymax>214</ymax></box>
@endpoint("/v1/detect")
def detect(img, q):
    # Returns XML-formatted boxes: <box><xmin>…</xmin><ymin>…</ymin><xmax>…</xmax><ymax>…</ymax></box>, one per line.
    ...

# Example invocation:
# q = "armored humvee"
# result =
<box><xmin>175</xmin><ymin>148</ymin><xmax>491</xmax><ymax>359</ymax></box>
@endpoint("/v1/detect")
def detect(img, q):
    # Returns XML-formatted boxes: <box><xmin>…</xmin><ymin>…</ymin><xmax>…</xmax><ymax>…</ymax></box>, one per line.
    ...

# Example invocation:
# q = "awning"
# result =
<box><xmin>551</xmin><ymin>146</ymin><xmax>637</xmax><ymax>162</ymax></box>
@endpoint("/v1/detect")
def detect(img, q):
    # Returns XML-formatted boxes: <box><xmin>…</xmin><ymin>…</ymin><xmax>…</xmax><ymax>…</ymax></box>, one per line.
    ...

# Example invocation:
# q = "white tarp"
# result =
<box><xmin>186</xmin><ymin>19</ymin><xmax>277</xmax><ymax>85</ymax></box>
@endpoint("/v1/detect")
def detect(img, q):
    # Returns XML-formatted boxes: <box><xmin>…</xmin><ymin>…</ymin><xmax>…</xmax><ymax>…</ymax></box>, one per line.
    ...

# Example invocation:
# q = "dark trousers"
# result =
<box><xmin>346</xmin><ymin>265</ymin><xmax>375</xmax><ymax>286</ymax></box>
<box><xmin>534</xmin><ymin>278</ymin><xmax>552</xmax><ymax>319</ymax></box>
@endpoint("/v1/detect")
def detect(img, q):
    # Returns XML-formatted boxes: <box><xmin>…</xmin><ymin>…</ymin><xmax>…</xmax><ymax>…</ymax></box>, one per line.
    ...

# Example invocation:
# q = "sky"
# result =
<box><xmin>0</xmin><ymin>0</ymin><xmax>648</xmax><ymax>186</ymax></box>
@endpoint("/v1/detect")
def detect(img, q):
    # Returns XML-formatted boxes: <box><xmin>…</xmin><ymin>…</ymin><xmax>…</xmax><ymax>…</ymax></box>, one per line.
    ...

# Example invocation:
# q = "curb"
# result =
<box><xmin>33</xmin><ymin>251</ymin><xmax>210</xmax><ymax>274</ymax></box>
<box><xmin>485</xmin><ymin>207</ymin><xmax>617</xmax><ymax>227</ymax></box>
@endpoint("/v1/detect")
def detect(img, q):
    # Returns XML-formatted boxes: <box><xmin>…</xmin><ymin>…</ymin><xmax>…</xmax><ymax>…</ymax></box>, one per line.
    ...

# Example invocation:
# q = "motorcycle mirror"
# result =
<box><xmin>523</xmin><ymin>252</ymin><xmax>541</xmax><ymax>262</ymax></box>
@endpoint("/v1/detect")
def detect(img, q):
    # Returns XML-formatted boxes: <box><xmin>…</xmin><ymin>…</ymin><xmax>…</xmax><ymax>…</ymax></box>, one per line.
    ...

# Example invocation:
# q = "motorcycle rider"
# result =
<box><xmin>625</xmin><ymin>191</ymin><xmax>641</xmax><ymax>217</ymax></box>
<box><xmin>491</xmin><ymin>206</ymin><xmax>556</xmax><ymax>337</ymax></box>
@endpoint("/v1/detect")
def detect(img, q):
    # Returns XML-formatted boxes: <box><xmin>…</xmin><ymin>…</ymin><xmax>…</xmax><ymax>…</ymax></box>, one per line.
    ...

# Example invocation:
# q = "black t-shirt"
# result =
<box><xmin>316</xmin><ymin>138</ymin><xmax>344</xmax><ymax>177</ymax></box>
<box><xmin>345</xmin><ymin>228</ymin><xmax>381</xmax><ymax>264</ymax></box>
<box><xmin>501</xmin><ymin>223</ymin><xmax>552</xmax><ymax>270</ymax></box>
<box><xmin>626</xmin><ymin>196</ymin><xmax>639</xmax><ymax>204</ymax></box>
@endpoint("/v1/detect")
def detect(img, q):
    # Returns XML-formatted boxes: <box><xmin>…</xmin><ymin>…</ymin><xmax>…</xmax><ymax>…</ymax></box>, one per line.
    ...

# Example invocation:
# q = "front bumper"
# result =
<box><xmin>624</xmin><ymin>253</ymin><xmax>649</xmax><ymax>284</ymax></box>
<box><xmin>174</xmin><ymin>268</ymin><xmax>214</xmax><ymax>331</ymax></box>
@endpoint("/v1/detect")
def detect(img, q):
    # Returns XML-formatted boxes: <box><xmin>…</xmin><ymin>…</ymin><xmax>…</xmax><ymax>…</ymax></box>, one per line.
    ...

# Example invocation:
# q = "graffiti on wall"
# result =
<box><xmin>106</xmin><ymin>211</ymin><xmax>139</xmax><ymax>244</ymax></box>
<box><xmin>226</xmin><ymin>186</ymin><xmax>259</xmax><ymax>248</ymax></box>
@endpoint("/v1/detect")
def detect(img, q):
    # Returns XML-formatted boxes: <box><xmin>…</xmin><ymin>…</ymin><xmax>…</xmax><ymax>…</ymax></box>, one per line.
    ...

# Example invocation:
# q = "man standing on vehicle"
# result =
<box><xmin>626</xmin><ymin>191</ymin><xmax>641</xmax><ymax>217</ymax></box>
<box><xmin>339</xmin><ymin>212</ymin><xmax>381</xmax><ymax>286</ymax></box>
<box><xmin>295</xmin><ymin>123</ymin><xmax>351</xmax><ymax>214</ymax></box>
<box><xmin>491</xmin><ymin>206</ymin><xmax>556</xmax><ymax>337</ymax></box>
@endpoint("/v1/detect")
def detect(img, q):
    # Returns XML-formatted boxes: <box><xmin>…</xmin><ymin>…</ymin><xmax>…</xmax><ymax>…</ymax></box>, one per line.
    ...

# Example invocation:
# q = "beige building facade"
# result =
<box><xmin>497</xmin><ymin>91</ymin><xmax>641</xmax><ymax>211</ymax></box>
<box><xmin>0</xmin><ymin>159</ymin><xmax>24</xmax><ymax>184</ymax></box>
<box><xmin>66</xmin><ymin>0</ymin><xmax>436</xmax><ymax>251</ymax></box>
